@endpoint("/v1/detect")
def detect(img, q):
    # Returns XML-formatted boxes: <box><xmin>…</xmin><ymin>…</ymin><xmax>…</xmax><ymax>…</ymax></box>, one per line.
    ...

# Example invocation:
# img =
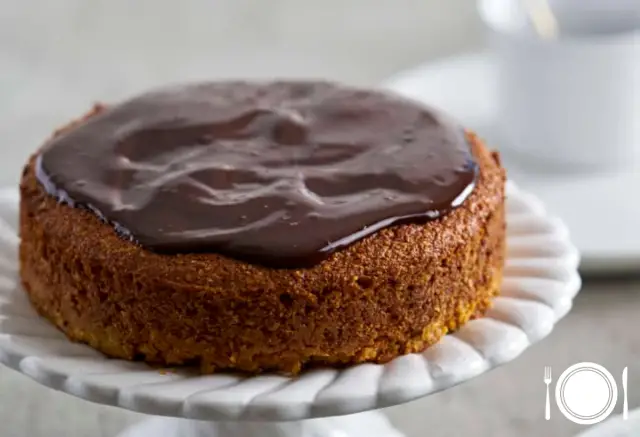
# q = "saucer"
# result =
<box><xmin>575</xmin><ymin>409</ymin><xmax>640</xmax><ymax>437</ymax></box>
<box><xmin>382</xmin><ymin>52</ymin><xmax>640</xmax><ymax>275</ymax></box>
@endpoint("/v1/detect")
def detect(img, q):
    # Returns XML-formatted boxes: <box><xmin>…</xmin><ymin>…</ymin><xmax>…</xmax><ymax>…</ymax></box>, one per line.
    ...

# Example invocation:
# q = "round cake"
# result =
<box><xmin>19</xmin><ymin>81</ymin><xmax>506</xmax><ymax>374</ymax></box>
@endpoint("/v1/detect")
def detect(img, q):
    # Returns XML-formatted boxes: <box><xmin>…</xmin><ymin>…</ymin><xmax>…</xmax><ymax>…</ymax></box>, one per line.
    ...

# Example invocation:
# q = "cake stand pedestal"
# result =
<box><xmin>118</xmin><ymin>411</ymin><xmax>402</xmax><ymax>437</ymax></box>
<box><xmin>0</xmin><ymin>184</ymin><xmax>580</xmax><ymax>437</ymax></box>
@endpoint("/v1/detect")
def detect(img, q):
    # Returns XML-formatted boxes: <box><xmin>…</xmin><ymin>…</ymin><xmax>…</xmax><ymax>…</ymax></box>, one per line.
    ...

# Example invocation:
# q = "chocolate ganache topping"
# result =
<box><xmin>36</xmin><ymin>81</ymin><xmax>478</xmax><ymax>268</ymax></box>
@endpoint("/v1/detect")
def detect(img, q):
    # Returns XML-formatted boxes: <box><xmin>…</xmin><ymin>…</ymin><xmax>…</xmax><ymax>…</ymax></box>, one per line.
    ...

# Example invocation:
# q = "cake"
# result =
<box><xmin>19</xmin><ymin>81</ymin><xmax>506</xmax><ymax>374</ymax></box>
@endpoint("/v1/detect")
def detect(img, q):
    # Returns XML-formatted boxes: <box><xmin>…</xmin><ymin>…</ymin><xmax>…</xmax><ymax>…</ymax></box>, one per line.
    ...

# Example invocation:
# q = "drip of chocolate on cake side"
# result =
<box><xmin>36</xmin><ymin>81</ymin><xmax>478</xmax><ymax>268</ymax></box>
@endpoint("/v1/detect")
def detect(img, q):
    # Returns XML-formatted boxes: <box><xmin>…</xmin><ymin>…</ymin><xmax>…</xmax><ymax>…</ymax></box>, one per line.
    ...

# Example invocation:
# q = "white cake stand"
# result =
<box><xmin>0</xmin><ymin>183</ymin><xmax>580</xmax><ymax>437</ymax></box>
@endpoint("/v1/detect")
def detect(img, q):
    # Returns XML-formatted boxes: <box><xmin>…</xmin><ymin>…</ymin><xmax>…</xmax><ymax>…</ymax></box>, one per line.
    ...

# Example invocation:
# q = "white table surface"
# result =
<box><xmin>1</xmin><ymin>1</ymin><xmax>639</xmax><ymax>436</ymax></box>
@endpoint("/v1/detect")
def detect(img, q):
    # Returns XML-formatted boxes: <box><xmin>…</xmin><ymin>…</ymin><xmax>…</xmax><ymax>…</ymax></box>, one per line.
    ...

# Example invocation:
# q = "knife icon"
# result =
<box><xmin>623</xmin><ymin>367</ymin><xmax>628</xmax><ymax>420</ymax></box>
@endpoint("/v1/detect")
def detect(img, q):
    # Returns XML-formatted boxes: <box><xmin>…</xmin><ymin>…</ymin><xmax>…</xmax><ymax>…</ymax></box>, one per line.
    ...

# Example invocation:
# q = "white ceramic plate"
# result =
<box><xmin>0</xmin><ymin>184</ymin><xmax>580</xmax><ymax>422</ymax></box>
<box><xmin>382</xmin><ymin>52</ymin><xmax>640</xmax><ymax>275</ymax></box>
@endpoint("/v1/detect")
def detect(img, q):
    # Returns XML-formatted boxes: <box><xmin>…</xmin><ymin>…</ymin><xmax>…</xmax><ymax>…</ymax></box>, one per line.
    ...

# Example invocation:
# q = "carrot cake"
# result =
<box><xmin>19</xmin><ymin>81</ymin><xmax>506</xmax><ymax>374</ymax></box>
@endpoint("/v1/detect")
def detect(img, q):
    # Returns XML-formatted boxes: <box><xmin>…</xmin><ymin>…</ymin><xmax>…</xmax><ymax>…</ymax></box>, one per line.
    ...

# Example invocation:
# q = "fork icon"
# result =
<box><xmin>544</xmin><ymin>366</ymin><xmax>552</xmax><ymax>420</ymax></box>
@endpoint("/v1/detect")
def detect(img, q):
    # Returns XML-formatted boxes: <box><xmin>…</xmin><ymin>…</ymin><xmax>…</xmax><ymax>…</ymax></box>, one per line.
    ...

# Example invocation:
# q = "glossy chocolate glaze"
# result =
<box><xmin>36</xmin><ymin>81</ymin><xmax>478</xmax><ymax>268</ymax></box>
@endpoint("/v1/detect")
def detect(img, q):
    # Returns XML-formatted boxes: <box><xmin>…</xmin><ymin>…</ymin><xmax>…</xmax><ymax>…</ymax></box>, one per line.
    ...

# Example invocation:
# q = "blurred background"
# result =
<box><xmin>0</xmin><ymin>1</ymin><xmax>638</xmax><ymax>436</ymax></box>
<box><xmin>0</xmin><ymin>0</ymin><xmax>480</xmax><ymax>188</ymax></box>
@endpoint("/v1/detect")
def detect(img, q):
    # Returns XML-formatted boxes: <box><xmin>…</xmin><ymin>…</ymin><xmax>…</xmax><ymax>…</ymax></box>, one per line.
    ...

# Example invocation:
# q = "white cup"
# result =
<box><xmin>478</xmin><ymin>0</ymin><xmax>640</xmax><ymax>172</ymax></box>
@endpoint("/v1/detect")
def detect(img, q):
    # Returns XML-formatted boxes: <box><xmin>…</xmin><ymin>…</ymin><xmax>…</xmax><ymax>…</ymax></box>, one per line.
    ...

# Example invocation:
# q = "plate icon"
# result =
<box><xmin>556</xmin><ymin>362</ymin><xmax>618</xmax><ymax>425</ymax></box>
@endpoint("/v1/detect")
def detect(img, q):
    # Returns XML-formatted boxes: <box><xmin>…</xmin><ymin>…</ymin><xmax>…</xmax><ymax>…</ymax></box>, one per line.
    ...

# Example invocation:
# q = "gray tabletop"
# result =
<box><xmin>1</xmin><ymin>1</ymin><xmax>638</xmax><ymax>436</ymax></box>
